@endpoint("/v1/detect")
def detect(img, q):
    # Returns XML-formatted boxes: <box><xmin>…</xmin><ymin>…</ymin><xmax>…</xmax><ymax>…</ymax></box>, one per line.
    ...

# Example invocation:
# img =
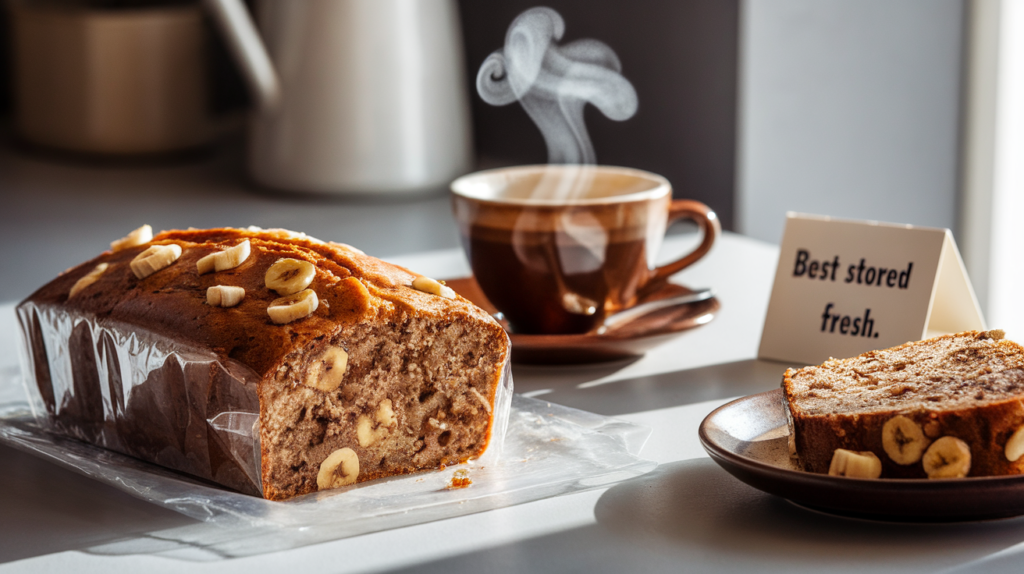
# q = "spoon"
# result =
<box><xmin>490</xmin><ymin>287</ymin><xmax>715</xmax><ymax>335</ymax></box>
<box><xmin>592</xmin><ymin>287</ymin><xmax>715</xmax><ymax>335</ymax></box>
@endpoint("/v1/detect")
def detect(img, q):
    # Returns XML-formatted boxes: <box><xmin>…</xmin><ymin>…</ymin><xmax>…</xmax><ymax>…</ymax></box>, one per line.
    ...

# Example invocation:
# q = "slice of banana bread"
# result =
<box><xmin>784</xmin><ymin>330</ymin><xmax>1024</xmax><ymax>479</ymax></box>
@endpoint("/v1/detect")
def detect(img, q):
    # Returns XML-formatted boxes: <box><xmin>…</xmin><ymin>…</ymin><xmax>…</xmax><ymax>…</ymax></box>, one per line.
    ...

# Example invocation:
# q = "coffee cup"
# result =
<box><xmin>451</xmin><ymin>165</ymin><xmax>720</xmax><ymax>334</ymax></box>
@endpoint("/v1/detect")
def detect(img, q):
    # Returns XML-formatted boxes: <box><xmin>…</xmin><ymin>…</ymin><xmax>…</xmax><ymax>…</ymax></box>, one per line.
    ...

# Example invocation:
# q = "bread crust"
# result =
<box><xmin>784</xmin><ymin>331</ymin><xmax>1024</xmax><ymax>478</ymax></box>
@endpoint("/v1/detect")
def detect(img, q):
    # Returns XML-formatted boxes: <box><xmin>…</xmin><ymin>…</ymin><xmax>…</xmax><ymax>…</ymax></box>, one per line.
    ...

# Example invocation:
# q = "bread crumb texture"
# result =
<box><xmin>786</xmin><ymin>331</ymin><xmax>1024</xmax><ymax>416</ymax></box>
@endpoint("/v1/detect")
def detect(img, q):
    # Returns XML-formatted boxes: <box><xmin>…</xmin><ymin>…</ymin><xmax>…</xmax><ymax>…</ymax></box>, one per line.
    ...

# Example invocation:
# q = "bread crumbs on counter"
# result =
<box><xmin>446</xmin><ymin>469</ymin><xmax>472</xmax><ymax>489</ymax></box>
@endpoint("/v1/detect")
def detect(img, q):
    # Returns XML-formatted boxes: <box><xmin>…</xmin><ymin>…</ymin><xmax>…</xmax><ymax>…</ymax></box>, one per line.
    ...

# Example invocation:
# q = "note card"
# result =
<box><xmin>758</xmin><ymin>213</ymin><xmax>985</xmax><ymax>365</ymax></box>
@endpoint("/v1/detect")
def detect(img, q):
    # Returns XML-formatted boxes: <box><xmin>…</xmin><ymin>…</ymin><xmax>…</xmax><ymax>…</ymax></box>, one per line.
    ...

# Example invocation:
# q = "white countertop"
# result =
<box><xmin>4</xmin><ymin>232</ymin><xmax>1024</xmax><ymax>574</ymax></box>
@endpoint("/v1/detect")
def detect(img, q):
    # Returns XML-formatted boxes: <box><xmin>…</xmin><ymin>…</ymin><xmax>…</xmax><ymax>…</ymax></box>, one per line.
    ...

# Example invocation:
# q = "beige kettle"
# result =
<box><xmin>204</xmin><ymin>0</ymin><xmax>474</xmax><ymax>195</ymax></box>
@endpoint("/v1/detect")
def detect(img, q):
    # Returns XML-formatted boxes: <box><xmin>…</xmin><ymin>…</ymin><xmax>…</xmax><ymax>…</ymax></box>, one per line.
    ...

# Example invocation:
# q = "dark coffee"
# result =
<box><xmin>463</xmin><ymin>225</ymin><xmax>649</xmax><ymax>334</ymax></box>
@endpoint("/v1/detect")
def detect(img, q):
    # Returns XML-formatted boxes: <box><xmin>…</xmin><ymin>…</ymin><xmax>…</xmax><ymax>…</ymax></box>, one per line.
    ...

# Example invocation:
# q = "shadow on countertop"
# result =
<box><xmin>0</xmin><ymin>442</ymin><xmax>198</xmax><ymax>564</ymax></box>
<box><xmin>512</xmin><ymin>358</ymin><xmax>798</xmax><ymax>417</ymax></box>
<box><xmin>381</xmin><ymin>458</ymin><xmax>1024</xmax><ymax>574</ymax></box>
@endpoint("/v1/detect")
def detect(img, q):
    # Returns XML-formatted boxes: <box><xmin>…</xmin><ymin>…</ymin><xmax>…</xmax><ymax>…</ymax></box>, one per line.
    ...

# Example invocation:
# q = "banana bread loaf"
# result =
<box><xmin>784</xmin><ymin>330</ymin><xmax>1024</xmax><ymax>479</ymax></box>
<box><xmin>17</xmin><ymin>226</ymin><xmax>510</xmax><ymax>500</ymax></box>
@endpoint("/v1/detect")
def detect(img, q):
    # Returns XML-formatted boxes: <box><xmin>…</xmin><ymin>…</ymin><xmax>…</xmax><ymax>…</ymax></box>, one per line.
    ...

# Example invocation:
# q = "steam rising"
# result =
<box><xmin>477</xmin><ymin>7</ymin><xmax>638</xmax><ymax>165</ymax></box>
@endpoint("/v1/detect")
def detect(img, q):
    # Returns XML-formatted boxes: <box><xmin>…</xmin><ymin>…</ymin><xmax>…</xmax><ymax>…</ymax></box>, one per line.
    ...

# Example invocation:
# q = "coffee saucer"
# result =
<box><xmin>444</xmin><ymin>277</ymin><xmax>720</xmax><ymax>364</ymax></box>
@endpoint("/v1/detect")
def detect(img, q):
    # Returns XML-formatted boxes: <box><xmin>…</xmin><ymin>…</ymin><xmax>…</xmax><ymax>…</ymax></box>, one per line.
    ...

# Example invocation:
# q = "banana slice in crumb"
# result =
<box><xmin>357</xmin><ymin>400</ymin><xmax>397</xmax><ymax>447</ymax></box>
<box><xmin>265</xmin><ymin>258</ymin><xmax>315</xmax><ymax>295</ymax></box>
<box><xmin>130</xmin><ymin>244</ymin><xmax>182</xmax><ymax>279</ymax></box>
<box><xmin>197</xmin><ymin>240</ymin><xmax>251</xmax><ymax>274</ymax></box>
<box><xmin>305</xmin><ymin>346</ymin><xmax>348</xmax><ymax>392</ymax></box>
<box><xmin>267</xmin><ymin>289</ymin><xmax>319</xmax><ymax>324</ymax></box>
<box><xmin>828</xmin><ymin>449</ymin><xmax>882</xmax><ymax>478</ymax></box>
<box><xmin>1006</xmin><ymin>426</ymin><xmax>1024</xmax><ymax>462</ymax></box>
<box><xmin>317</xmin><ymin>448</ymin><xmax>359</xmax><ymax>490</ymax></box>
<box><xmin>882</xmin><ymin>415</ymin><xmax>930</xmax><ymax>465</ymax></box>
<box><xmin>923</xmin><ymin>436</ymin><xmax>971</xmax><ymax>478</ymax></box>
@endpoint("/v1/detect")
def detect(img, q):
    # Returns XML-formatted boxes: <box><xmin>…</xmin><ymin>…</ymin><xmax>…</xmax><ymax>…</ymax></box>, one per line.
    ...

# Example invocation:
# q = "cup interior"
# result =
<box><xmin>450</xmin><ymin>165</ymin><xmax>670</xmax><ymax>205</ymax></box>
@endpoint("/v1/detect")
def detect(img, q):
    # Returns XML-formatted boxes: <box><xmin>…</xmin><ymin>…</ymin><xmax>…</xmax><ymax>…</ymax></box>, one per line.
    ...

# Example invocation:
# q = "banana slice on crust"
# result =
<box><xmin>111</xmin><ymin>224</ymin><xmax>153</xmax><ymax>252</ymax></box>
<box><xmin>130</xmin><ymin>244</ymin><xmax>182</xmax><ymax>279</ymax></box>
<box><xmin>207</xmin><ymin>285</ymin><xmax>245</xmax><ymax>307</ymax></box>
<box><xmin>266</xmin><ymin>258</ymin><xmax>316</xmax><ymax>296</ymax></box>
<box><xmin>412</xmin><ymin>276</ymin><xmax>455</xmax><ymax>299</ymax></box>
<box><xmin>197</xmin><ymin>240</ymin><xmax>251</xmax><ymax>274</ymax></box>
<box><xmin>267</xmin><ymin>288</ymin><xmax>319</xmax><ymax>324</ymax></box>
<box><xmin>69</xmin><ymin>263</ymin><xmax>109</xmax><ymax>298</ymax></box>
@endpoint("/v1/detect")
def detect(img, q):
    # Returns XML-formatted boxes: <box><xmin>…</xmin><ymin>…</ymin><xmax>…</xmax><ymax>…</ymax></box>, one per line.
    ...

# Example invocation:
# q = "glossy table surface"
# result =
<box><xmin>2</xmin><ymin>142</ymin><xmax>1023</xmax><ymax>573</ymax></box>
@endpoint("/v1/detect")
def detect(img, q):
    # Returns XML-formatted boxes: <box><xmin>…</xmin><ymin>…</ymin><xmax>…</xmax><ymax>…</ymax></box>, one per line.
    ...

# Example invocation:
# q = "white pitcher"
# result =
<box><xmin>205</xmin><ymin>0</ymin><xmax>473</xmax><ymax>195</ymax></box>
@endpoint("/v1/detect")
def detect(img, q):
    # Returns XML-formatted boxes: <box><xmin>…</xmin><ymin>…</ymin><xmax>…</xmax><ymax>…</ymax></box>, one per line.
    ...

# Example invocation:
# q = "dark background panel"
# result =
<box><xmin>0</xmin><ymin>1</ymin><xmax>740</xmax><ymax>228</ymax></box>
<box><xmin>458</xmin><ymin>0</ymin><xmax>740</xmax><ymax>229</ymax></box>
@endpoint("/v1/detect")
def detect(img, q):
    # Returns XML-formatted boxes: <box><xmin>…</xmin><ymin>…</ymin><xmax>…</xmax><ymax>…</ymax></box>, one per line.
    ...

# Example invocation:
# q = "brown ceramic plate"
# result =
<box><xmin>444</xmin><ymin>276</ymin><xmax>719</xmax><ymax>365</ymax></box>
<box><xmin>699</xmin><ymin>389</ymin><xmax>1024</xmax><ymax>522</ymax></box>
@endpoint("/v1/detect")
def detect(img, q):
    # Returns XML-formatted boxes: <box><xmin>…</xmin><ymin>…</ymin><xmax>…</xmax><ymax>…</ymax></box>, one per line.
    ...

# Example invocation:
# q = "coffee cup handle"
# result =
<box><xmin>647</xmin><ymin>200</ymin><xmax>721</xmax><ymax>285</ymax></box>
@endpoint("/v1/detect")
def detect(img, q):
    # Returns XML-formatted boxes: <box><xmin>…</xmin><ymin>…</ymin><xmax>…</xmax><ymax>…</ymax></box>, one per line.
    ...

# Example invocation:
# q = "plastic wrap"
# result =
<box><xmin>15</xmin><ymin>298</ymin><xmax>516</xmax><ymax>498</ymax></box>
<box><xmin>0</xmin><ymin>364</ymin><xmax>656</xmax><ymax>559</ymax></box>
<box><xmin>5</xmin><ymin>296</ymin><xmax>657</xmax><ymax>555</ymax></box>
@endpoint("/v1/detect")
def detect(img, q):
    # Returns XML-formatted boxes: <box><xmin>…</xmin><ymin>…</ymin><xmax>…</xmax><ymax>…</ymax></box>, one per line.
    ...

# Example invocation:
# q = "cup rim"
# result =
<box><xmin>450</xmin><ymin>164</ymin><xmax>671</xmax><ymax>206</ymax></box>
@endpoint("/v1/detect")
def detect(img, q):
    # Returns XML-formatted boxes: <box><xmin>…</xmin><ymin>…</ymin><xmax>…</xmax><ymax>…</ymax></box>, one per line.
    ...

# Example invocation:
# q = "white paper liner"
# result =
<box><xmin>0</xmin><ymin>366</ymin><xmax>655</xmax><ymax>560</ymax></box>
